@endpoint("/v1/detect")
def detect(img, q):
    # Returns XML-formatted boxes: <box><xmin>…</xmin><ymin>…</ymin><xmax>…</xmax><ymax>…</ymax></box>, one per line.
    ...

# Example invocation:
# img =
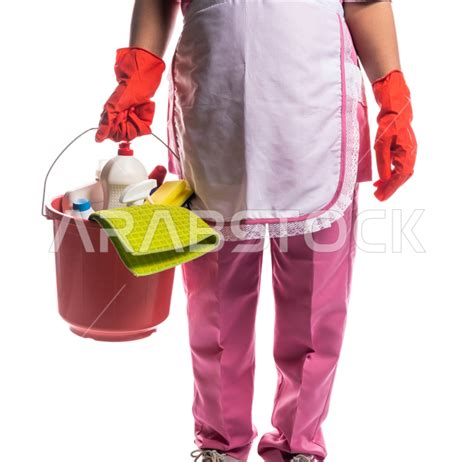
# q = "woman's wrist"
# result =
<box><xmin>118</xmin><ymin>46</ymin><xmax>165</xmax><ymax>64</ymax></box>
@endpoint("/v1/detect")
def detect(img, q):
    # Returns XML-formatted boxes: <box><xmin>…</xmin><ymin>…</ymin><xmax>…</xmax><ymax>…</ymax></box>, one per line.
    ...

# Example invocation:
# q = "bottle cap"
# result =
<box><xmin>148</xmin><ymin>165</ymin><xmax>167</xmax><ymax>183</ymax></box>
<box><xmin>118</xmin><ymin>142</ymin><xmax>134</xmax><ymax>156</ymax></box>
<box><xmin>73</xmin><ymin>198</ymin><xmax>91</xmax><ymax>212</ymax></box>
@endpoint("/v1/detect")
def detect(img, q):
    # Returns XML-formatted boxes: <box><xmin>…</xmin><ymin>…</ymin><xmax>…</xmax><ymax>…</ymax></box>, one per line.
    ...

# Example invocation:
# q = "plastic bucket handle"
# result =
<box><xmin>41</xmin><ymin>127</ymin><xmax>179</xmax><ymax>218</ymax></box>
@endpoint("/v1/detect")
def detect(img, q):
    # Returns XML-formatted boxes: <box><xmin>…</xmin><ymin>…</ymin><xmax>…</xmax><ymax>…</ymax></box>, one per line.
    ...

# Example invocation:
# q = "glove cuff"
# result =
<box><xmin>113</xmin><ymin>46</ymin><xmax>167</xmax><ymax>97</ymax></box>
<box><xmin>372</xmin><ymin>69</ymin><xmax>403</xmax><ymax>86</ymax></box>
<box><xmin>372</xmin><ymin>69</ymin><xmax>412</xmax><ymax>117</ymax></box>
<box><xmin>116</xmin><ymin>46</ymin><xmax>166</xmax><ymax>68</ymax></box>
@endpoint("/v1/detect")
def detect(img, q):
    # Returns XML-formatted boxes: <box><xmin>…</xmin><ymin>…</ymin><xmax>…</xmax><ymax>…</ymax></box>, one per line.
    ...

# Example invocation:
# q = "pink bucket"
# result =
<box><xmin>45</xmin><ymin>196</ymin><xmax>175</xmax><ymax>341</ymax></box>
<box><xmin>42</xmin><ymin>129</ymin><xmax>181</xmax><ymax>341</ymax></box>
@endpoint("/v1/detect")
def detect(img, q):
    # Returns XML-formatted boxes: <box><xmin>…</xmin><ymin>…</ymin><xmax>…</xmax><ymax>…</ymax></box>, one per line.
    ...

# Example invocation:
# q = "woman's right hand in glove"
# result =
<box><xmin>95</xmin><ymin>47</ymin><xmax>166</xmax><ymax>143</ymax></box>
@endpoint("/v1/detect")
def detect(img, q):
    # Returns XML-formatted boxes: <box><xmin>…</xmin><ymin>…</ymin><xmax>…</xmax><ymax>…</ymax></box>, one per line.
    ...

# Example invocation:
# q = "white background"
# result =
<box><xmin>1</xmin><ymin>1</ymin><xmax>473</xmax><ymax>461</ymax></box>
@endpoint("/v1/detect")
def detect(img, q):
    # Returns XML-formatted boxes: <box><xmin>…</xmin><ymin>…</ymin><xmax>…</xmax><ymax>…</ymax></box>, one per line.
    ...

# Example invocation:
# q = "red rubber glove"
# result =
<box><xmin>372</xmin><ymin>70</ymin><xmax>417</xmax><ymax>201</ymax></box>
<box><xmin>96</xmin><ymin>47</ymin><xmax>166</xmax><ymax>143</ymax></box>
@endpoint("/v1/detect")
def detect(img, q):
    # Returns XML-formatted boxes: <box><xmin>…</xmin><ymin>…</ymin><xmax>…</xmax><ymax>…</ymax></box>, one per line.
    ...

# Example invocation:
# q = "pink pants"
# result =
<box><xmin>182</xmin><ymin>193</ymin><xmax>358</xmax><ymax>461</ymax></box>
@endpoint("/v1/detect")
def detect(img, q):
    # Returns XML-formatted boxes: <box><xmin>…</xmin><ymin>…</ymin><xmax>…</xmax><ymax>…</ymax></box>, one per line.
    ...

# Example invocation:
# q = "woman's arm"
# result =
<box><xmin>95</xmin><ymin>0</ymin><xmax>180</xmax><ymax>142</ymax></box>
<box><xmin>344</xmin><ymin>1</ymin><xmax>417</xmax><ymax>201</ymax></box>
<box><xmin>344</xmin><ymin>1</ymin><xmax>401</xmax><ymax>83</ymax></box>
<box><xmin>130</xmin><ymin>0</ymin><xmax>181</xmax><ymax>57</ymax></box>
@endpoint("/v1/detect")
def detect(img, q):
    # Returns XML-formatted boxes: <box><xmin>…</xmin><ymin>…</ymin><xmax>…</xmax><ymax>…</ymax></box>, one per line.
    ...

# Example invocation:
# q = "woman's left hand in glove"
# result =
<box><xmin>372</xmin><ymin>70</ymin><xmax>417</xmax><ymax>201</ymax></box>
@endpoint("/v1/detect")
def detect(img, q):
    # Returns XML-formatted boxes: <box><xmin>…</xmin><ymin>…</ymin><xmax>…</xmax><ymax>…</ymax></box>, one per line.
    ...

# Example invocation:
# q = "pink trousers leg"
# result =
<box><xmin>258</xmin><ymin>194</ymin><xmax>359</xmax><ymax>462</ymax></box>
<box><xmin>182</xmin><ymin>238</ymin><xmax>265</xmax><ymax>461</ymax></box>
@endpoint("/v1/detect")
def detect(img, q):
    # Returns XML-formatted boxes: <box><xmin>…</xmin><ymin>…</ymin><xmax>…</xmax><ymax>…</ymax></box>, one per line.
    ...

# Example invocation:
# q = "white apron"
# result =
<box><xmin>167</xmin><ymin>0</ymin><xmax>369</xmax><ymax>240</ymax></box>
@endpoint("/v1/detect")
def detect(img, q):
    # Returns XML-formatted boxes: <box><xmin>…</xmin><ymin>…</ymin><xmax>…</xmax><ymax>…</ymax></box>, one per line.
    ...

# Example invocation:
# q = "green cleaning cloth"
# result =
<box><xmin>90</xmin><ymin>204</ymin><xmax>221</xmax><ymax>277</ymax></box>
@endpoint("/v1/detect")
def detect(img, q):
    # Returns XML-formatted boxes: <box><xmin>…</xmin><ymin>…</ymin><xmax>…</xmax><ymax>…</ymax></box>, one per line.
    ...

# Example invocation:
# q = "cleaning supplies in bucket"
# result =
<box><xmin>120</xmin><ymin>179</ymin><xmax>158</xmax><ymax>206</ymax></box>
<box><xmin>89</xmin><ymin>203</ymin><xmax>221</xmax><ymax>277</ymax></box>
<box><xmin>100</xmin><ymin>142</ymin><xmax>148</xmax><ymax>209</ymax></box>
<box><xmin>147</xmin><ymin>180</ymin><xmax>194</xmax><ymax>206</ymax></box>
<box><xmin>62</xmin><ymin>159</ymin><xmax>106</xmax><ymax>212</ymax></box>
<box><xmin>43</xmin><ymin>127</ymin><xmax>216</xmax><ymax>341</ymax></box>
<box><xmin>148</xmin><ymin>165</ymin><xmax>167</xmax><ymax>188</ymax></box>
<box><xmin>68</xmin><ymin>198</ymin><xmax>95</xmax><ymax>219</ymax></box>
<box><xmin>63</xmin><ymin>142</ymin><xmax>153</xmax><ymax>215</ymax></box>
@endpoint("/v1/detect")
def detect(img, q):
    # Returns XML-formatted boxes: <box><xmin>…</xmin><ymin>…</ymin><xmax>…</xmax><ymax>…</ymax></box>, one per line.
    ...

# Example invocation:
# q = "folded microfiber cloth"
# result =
<box><xmin>90</xmin><ymin>204</ymin><xmax>221</xmax><ymax>277</ymax></box>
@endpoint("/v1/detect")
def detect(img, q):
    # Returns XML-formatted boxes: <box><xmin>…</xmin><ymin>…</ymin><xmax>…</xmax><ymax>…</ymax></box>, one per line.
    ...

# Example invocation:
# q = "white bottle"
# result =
<box><xmin>62</xmin><ymin>160</ymin><xmax>106</xmax><ymax>212</ymax></box>
<box><xmin>100</xmin><ymin>142</ymin><xmax>148</xmax><ymax>209</ymax></box>
<box><xmin>68</xmin><ymin>198</ymin><xmax>94</xmax><ymax>220</ymax></box>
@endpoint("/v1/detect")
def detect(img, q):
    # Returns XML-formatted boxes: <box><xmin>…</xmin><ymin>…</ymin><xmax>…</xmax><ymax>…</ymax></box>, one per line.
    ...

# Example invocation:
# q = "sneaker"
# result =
<box><xmin>289</xmin><ymin>455</ymin><xmax>315</xmax><ymax>462</ymax></box>
<box><xmin>191</xmin><ymin>449</ymin><xmax>230</xmax><ymax>462</ymax></box>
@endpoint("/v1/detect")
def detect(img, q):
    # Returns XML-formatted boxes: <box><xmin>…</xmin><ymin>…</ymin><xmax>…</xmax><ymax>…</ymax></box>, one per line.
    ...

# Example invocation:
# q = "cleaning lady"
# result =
<box><xmin>96</xmin><ymin>1</ymin><xmax>417</xmax><ymax>460</ymax></box>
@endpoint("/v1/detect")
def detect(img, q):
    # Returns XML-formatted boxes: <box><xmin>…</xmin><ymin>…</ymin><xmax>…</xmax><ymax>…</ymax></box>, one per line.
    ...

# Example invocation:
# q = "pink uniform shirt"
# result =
<box><xmin>177</xmin><ymin>0</ymin><xmax>391</xmax><ymax>15</ymax></box>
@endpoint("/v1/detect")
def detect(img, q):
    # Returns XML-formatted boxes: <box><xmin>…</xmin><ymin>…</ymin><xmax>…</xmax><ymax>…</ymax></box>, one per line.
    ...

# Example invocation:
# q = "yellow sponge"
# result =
<box><xmin>147</xmin><ymin>180</ymin><xmax>194</xmax><ymax>206</ymax></box>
